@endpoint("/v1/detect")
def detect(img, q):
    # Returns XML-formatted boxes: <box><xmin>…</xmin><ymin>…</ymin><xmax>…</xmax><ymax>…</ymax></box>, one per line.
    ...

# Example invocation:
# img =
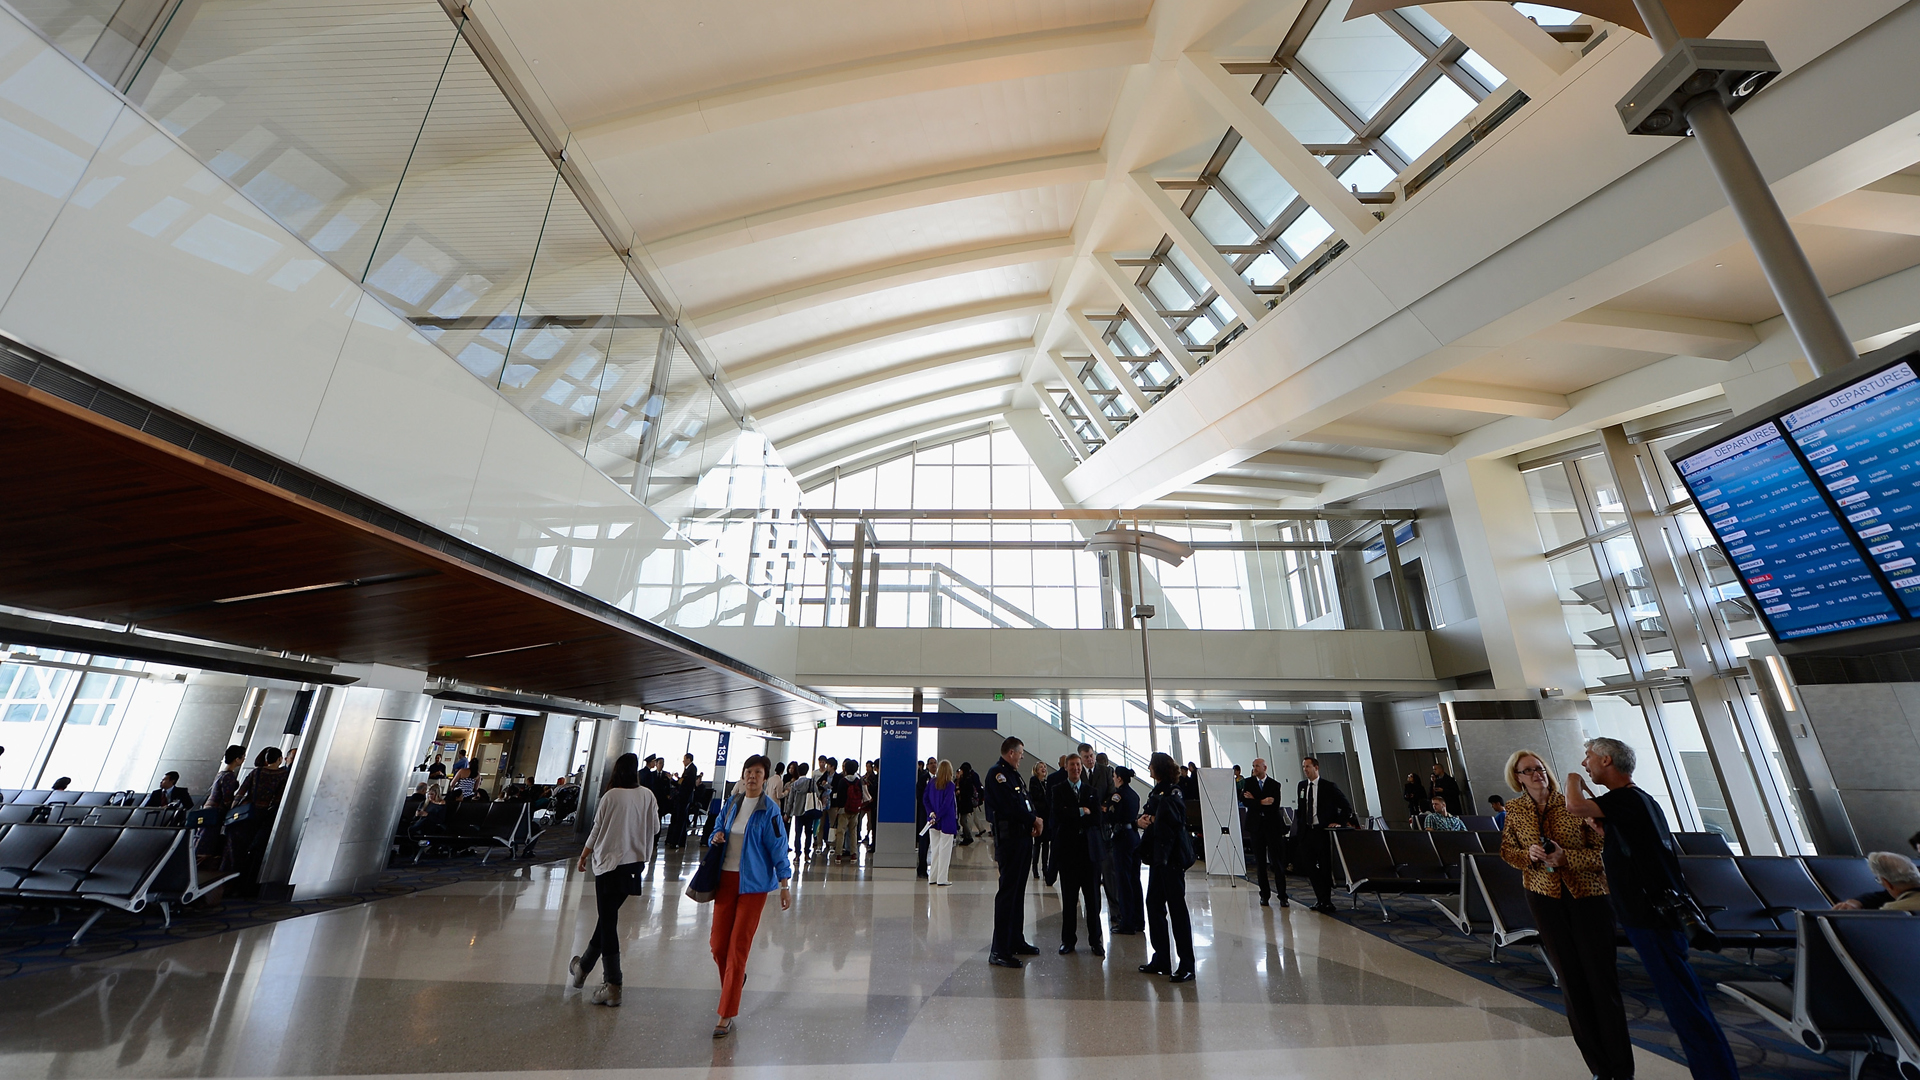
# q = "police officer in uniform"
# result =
<box><xmin>984</xmin><ymin>736</ymin><xmax>1044</xmax><ymax>967</ymax></box>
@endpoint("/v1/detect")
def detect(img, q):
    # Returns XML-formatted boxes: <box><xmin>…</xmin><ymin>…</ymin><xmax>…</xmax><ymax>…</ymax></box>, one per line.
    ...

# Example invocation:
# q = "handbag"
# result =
<box><xmin>224</xmin><ymin>803</ymin><xmax>253</xmax><ymax>827</ymax></box>
<box><xmin>685</xmin><ymin>796</ymin><xmax>740</xmax><ymax>903</ymax></box>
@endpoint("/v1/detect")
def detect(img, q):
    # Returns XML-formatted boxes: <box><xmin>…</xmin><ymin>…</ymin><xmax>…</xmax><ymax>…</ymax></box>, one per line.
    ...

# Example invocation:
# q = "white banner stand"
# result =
<box><xmin>1195</xmin><ymin>767</ymin><xmax>1245</xmax><ymax>882</ymax></box>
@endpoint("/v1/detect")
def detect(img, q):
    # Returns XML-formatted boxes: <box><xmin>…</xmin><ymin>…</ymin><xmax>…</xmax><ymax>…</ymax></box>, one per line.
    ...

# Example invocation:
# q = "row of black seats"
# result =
<box><xmin>401</xmin><ymin>799</ymin><xmax>546</xmax><ymax>864</ymax></box>
<box><xmin>0</xmin><ymin>788</ymin><xmax>127</xmax><ymax>807</ymax></box>
<box><xmin>0</xmin><ymin>803</ymin><xmax>178</xmax><ymax>826</ymax></box>
<box><xmin>0</xmin><ymin>820</ymin><xmax>233</xmax><ymax>944</ymax></box>
<box><xmin>1722</xmin><ymin>913</ymin><xmax>1920</xmax><ymax>1080</ymax></box>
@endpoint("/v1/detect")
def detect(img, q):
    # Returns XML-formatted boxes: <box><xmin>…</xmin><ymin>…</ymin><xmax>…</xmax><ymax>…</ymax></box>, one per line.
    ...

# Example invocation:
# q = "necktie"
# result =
<box><xmin>1309</xmin><ymin>781</ymin><xmax>1317</xmax><ymax>826</ymax></box>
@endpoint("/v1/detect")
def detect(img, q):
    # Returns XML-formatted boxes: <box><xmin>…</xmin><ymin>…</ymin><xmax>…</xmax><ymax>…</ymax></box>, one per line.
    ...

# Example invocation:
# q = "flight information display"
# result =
<box><xmin>1674</xmin><ymin>422</ymin><xmax>1901</xmax><ymax>639</ymax></box>
<box><xmin>1780</xmin><ymin>361</ymin><xmax>1920</xmax><ymax>615</ymax></box>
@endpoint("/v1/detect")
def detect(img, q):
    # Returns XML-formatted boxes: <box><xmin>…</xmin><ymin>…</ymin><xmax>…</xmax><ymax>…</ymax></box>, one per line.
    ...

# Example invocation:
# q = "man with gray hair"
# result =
<box><xmin>1567</xmin><ymin>736</ymin><xmax>1738</xmax><ymax>1080</ymax></box>
<box><xmin>1864</xmin><ymin>851</ymin><xmax>1920</xmax><ymax>911</ymax></box>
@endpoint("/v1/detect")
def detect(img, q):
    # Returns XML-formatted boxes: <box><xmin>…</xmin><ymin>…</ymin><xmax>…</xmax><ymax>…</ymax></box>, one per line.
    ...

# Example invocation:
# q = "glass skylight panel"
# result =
<box><xmin>1383</xmin><ymin>78</ymin><xmax>1477</xmax><ymax>162</ymax></box>
<box><xmin>1163</xmin><ymin>246</ymin><xmax>1210</xmax><ymax>297</ymax></box>
<box><xmin>1280</xmin><ymin>209</ymin><xmax>1335</xmax><ymax>259</ymax></box>
<box><xmin>1146</xmin><ymin>265</ymin><xmax>1193</xmax><ymax>312</ymax></box>
<box><xmin>1459</xmin><ymin>50</ymin><xmax>1506</xmax><ymax>92</ymax></box>
<box><xmin>1245</xmin><ymin>252</ymin><xmax>1287</xmax><ymax>285</ymax></box>
<box><xmin>1190</xmin><ymin>189</ymin><xmax>1257</xmax><ymax>245</ymax></box>
<box><xmin>1397</xmin><ymin>7</ymin><xmax>1451</xmax><ymax>46</ymax></box>
<box><xmin>1513</xmin><ymin>3</ymin><xmax>1582</xmax><ymax>23</ymax></box>
<box><xmin>1209</xmin><ymin>298</ymin><xmax>1235</xmax><ymax>326</ymax></box>
<box><xmin>1263</xmin><ymin>75</ymin><xmax>1352</xmax><ymax>146</ymax></box>
<box><xmin>1295</xmin><ymin>1</ymin><xmax>1428</xmax><ymax>121</ymax></box>
<box><xmin>1114</xmin><ymin>319</ymin><xmax>1153</xmax><ymax>356</ymax></box>
<box><xmin>1217</xmin><ymin>141</ymin><xmax>1296</xmax><ymax>225</ymax></box>
<box><xmin>1338</xmin><ymin>152</ymin><xmax>1398</xmax><ymax>194</ymax></box>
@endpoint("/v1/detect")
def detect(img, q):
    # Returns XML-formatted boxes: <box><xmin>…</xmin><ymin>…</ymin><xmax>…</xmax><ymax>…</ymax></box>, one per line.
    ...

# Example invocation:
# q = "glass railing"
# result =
<box><xmin>14</xmin><ymin>0</ymin><xmax>808</xmax><ymax>622</ymax></box>
<box><xmin>747</xmin><ymin>509</ymin><xmax>1424</xmax><ymax>631</ymax></box>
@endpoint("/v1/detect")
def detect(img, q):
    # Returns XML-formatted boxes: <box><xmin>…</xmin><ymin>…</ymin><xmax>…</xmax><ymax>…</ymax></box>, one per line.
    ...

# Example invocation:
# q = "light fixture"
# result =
<box><xmin>1085</xmin><ymin>527</ymin><xmax>1194</xmax><ymax>566</ymax></box>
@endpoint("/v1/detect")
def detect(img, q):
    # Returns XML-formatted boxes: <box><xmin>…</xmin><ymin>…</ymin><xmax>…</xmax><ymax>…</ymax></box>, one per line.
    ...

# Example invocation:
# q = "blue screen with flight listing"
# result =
<box><xmin>1780</xmin><ymin>361</ymin><xmax>1920</xmax><ymax>616</ymax></box>
<box><xmin>1675</xmin><ymin>421</ymin><xmax>1900</xmax><ymax>639</ymax></box>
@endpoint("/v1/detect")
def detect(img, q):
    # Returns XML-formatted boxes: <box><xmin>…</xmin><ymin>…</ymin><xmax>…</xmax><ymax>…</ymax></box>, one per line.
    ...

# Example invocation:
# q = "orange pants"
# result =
<box><xmin>710</xmin><ymin>871</ymin><xmax>768</xmax><ymax>1018</ymax></box>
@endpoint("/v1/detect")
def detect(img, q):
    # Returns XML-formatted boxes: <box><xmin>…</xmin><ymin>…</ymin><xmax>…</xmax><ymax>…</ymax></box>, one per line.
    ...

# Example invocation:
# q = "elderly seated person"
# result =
<box><xmin>1834</xmin><ymin>851</ymin><xmax>1920</xmax><ymax>911</ymax></box>
<box><xmin>1422</xmin><ymin>793</ymin><xmax>1466</xmax><ymax>832</ymax></box>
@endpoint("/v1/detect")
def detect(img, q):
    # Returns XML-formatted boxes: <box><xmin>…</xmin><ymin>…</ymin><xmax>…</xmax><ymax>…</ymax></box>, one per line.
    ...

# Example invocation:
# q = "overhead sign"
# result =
<box><xmin>836</xmin><ymin>710</ymin><xmax>998</xmax><ymax>729</ymax></box>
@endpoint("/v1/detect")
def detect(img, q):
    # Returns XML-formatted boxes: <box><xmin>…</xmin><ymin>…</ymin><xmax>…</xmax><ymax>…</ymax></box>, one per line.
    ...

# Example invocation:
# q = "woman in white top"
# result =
<box><xmin>706</xmin><ymin>754</ymin><xmax>792</xmax><ymax>1038</ymax></box>
<box><xmin>569</xmin><ymin>753</ymin><xmax>659</xmax><ymax>1006</ymax></box>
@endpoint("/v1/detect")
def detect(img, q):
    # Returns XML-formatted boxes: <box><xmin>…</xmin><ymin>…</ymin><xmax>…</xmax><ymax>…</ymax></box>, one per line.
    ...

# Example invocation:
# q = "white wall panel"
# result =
<box><xmin>0</xmin><ymin>15</ymin><xmax>119</xmax><ymax>302</ymax></box>
<box><xmin>1</xmin><ymin>106</ymin><xmax>353</xmax><ymax>462</ymax></box>
<box><xmin>299</xmin><ymin>297</ymin><xmax>496</xmax><ymax>534</ymax></box>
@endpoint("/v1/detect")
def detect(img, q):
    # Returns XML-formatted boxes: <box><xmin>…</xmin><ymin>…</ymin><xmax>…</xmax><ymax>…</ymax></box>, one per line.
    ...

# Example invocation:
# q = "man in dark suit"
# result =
<box><xmin>1240</xmin><ymin>757</ymin><xmax>1289</xmax><ymax>907</ymax></box>
<box><xmin>1292</xmin><ymin>756</ymin><xmax>1357</xmax><ymax>914</ymax></box>
<box><xmin>1429</xmin><ymin>763</ymin><xmax>1462</xmax><ymax>816</ymax></box>
<box><xmin>146</xmin><ymin>771</ymin><xmax>192</xmax><ymax>808</ymax></box>
<box><xmin>667</xmin><ymin>753</ymin><xmax>698</xmax><ymax>848</ymax></box>
<box><xmin>1050</xmin><ymin>753</ymin><xmax>1104</xmax><ymax>956</ymax></box>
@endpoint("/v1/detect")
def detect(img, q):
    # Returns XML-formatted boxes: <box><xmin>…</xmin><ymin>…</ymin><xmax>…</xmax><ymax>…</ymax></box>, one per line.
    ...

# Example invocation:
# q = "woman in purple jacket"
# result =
<box><xmin>924</xmin><ymin>759</ymin><xmax>960</xmax><ymax>885</ymax></box>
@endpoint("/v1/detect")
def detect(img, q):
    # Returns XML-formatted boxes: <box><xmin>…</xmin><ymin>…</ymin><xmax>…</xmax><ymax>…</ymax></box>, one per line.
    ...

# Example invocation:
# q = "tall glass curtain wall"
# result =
<box><xmin>15</xmin><ymin>0</ymin><xmax>812</xmax><ymax>624</ymax></box>
<box><xmin>1524</xmin><ymin>431</ymin><xmax>1814</xmax><ymax>854</ymax></box>
<box><xmin>0</xmin><ymin>648</ymin><xmax>175</xmax><ymax>791</ymax></box>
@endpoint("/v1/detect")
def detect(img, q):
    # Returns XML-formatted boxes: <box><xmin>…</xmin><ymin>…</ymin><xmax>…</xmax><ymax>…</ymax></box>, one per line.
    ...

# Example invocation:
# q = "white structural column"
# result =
<box><xmin>1047</xmin><ymin>350</ymin><xmax>1118</xmax><ymax>439</ymax></box>
<box><xmin>1126</xmin><ymin>170</ymin><xmax>1265</xmax><ymax>325</ymax></box>
<box><xmin>1423</xmin><ymin>2</ymin><xmax>1575</xmax><ymax>98</ymax></box>
<box><xmin>1091</xmin><ymin>255</ymin><xmax>1200</xmax><ymax>377</ymax></box>
<box><xmin>1440</xmin><ymin>457</ymin><xmax>1587</xmax><ymax>694</ymax></box>
<box><xmin>1177</xmin><ymin>52</ymin><xmax>1377</xmax><ymax>246</ymax></box>
<box><xmin>1003</xmin><ymin>407</ymin><xmax>1091</xmax><ymax>512</ymax></box>
<box><xmin>1067</xmin><ymin>310</ymin><xmax>1154</xmax><ymax>413</ymax></box>
<box><xmin>1031</xmin><ymin>382</ymin><xmax>1093</xmax><ymax>460</ymax></box>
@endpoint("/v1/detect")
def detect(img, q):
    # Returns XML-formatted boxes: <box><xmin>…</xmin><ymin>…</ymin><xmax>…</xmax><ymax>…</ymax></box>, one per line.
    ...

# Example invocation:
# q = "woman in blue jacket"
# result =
<box><xmin>707</xmin><ymin>754</ymin><xmax>792</xmax><ymax>1038</ymax></box>
<box><xmin>924</xmin><ymin>759</ymin><xmax>960</xmax><ymax>885</ymax></box>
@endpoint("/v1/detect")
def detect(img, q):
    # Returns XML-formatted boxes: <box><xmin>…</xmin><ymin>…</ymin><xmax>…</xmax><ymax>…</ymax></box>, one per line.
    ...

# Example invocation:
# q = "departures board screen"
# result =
<box><xmin>1669</xmin><ymin>337</ymin><xmax>1920</xmax><ymax>649</ymax></box>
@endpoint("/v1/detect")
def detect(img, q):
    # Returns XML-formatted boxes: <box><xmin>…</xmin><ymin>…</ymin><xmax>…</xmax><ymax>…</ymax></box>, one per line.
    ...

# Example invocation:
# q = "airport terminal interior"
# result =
<box><xmin>3</xmin><ymin>0</ymin><xmax>1920</xmax><ymax>1076</ymax></box>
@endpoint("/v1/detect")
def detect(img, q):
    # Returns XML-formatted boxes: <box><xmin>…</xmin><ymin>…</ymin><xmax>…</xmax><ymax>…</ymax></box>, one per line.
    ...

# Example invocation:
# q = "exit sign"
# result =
<box><xmin>993</xmin><ymin>692</ymin><xmax>1005</xmax><ymax>701</ymax></box>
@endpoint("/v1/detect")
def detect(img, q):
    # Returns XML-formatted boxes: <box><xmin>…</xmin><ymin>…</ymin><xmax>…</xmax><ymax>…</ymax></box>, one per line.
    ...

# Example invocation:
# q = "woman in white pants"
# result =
<box><xmin>923</xmin><ymin>760</ymin><xmax>960</xmax><ymax>885</ymax></box>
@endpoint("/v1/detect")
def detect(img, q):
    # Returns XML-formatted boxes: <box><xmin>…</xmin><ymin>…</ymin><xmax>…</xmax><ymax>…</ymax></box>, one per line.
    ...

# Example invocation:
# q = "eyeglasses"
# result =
<box><xmin>1515</xmin><ymin>767</ymin><xmax>1549</xmax><ymax>777</ymax></box>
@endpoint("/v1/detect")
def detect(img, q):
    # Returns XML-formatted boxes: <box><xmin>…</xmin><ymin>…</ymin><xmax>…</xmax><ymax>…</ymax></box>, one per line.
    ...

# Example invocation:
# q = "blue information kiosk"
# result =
<box><xmin>836</xmin><ymin>710</ymin><xmax>997</xmax><ymax>869</ymax></box>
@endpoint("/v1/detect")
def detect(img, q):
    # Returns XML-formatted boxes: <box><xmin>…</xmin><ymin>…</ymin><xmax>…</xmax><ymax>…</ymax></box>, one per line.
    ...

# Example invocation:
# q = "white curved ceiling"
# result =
<box><xmin>481</xmin><ymin>0</ymin><xmax>1920</xmax><ymax>508</ymax></box>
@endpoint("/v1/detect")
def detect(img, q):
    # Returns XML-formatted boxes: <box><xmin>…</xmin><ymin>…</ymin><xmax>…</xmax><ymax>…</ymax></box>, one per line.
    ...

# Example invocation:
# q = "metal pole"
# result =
<box><xmin>1630</xmin><ymin>0</ymin><xmax>1858</xmax><ymax>376</ymax></box>
<box><xmin>1379</xmin><ymin>521</ymin><xmax>1417</xmax><ymax>632</ymax></box>
<box><xmin>848</xmin><ymin>520</ymin><xmax>866</xmax><ymax>628</ymax></box>
<box><xmin>1135</xmin><ymin>539</ymin><xmax>1159</xmax><ymax>755</ymax></box>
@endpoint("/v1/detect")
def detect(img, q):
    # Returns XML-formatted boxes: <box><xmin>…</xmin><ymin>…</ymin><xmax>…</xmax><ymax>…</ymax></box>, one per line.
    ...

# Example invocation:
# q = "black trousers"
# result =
<box><xmin>1144</xmin><ymin>864</ymin><xmax>1194</xmax><ymax>970</ymax></box>
<box><xmin>666</xmin><ymin>803</ymin><xmax>691</xmax><ymax>846</ymax></box>
<box><xmin>1110</xmin><ymin>847</ymin><xmax>1145</xmax><ymax>932</ymax></box>
<box><xmin>1058</xmin><ymin>861</ymin><xmax>1103</xmax><ymax>947</ymax></box>
<box><xmin>1247</xmin><ymin>824</ymin><xmax>1289</xmax><ymax>902</ymax></box>
<box><xmin>1528</xmin><ymin>890</ymin><xmax>1635</xmax><ymax>1080</ymax></box>
<box><xmin>991</xmin><ymin>828</ymin><xmax>1033</xmax><ymax>958</ymax></box>
<box><xmin>1294</xmin><ymin>828</ymin><xmax>1335</xmax><ymax>906</ymax></box>
<box><xmin>578</xmin><ymin>862</ymin><xmax>640</xmax><ymax>985</ymax></box>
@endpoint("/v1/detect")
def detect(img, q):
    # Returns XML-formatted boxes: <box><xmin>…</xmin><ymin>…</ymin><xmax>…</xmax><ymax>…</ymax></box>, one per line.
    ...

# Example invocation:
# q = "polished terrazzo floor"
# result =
<box><xmin>0</xmin><ymin>842</ymin><xmax>1698</xmax><ymax>1079</ymax></box>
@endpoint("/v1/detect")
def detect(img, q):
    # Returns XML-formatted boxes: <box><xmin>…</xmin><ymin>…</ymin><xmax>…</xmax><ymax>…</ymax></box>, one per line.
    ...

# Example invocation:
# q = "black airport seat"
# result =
<box><xmin>4</xmin><ymin>790</ymin><xmax>51</xmax><ymax>806</ymax></box>
<box><xmin>0</xmin><ymin>804</ymin><xmax>43</xmax><ymax>824</ymax></box>
<box><xmin>16</xmin><ymin>825</ymin><xmax>120</xmax><ymax>893</ymax></box>
<box><xmin>1679</xmin><ymin>856</ymin><xmax>1794</xmax><ymax>947</ymax></box>
<box><xmin>1459</xmin><ymin>814</ymin><xmax>1498</xmax><ymax>831</ymax></box>
<box><xmin>1472</xmin><ymin>830</ymin><xmax>1503</xmax><ymax>851</ymax></box>
<box><xmin>1820</xmin><ymin>912</ymin><xmax>1920</xmax><ymax>1079</ymax></box>
<box><xmin>1675</xmin><ymin>831</ymin><xmax>1735</xmax><ymax>856</ymax></box>
<box><xmin>1431</xmin><ymin>831</ymin><xmax>1485</xmax><ymax>877</ymax></box>
<box><xmin>0</xmin><ymin>789</ymin><xmax>20</xmax><ymax>803</ymax></box>
<box><xmin>1385</xmin><ymin>831</ymin><xmax>1449</xmax><ymax>883</ymax></box>
<box><xmin>1721</xmin><ymin>911</ymin><xmax>1895</xmax><ymax>1075</ymax></box>
<box><xmin>74</xmin><ymin>827</ymin><xmax>181</xmax><ymax>900</ymax></box>
<box><xmin>0</xmin><ymin>823</ymin><xmax>66</xmax><ymax>887</ymax></box>
<box><xmin>73</xmin><ymin>791</ymin><xmax>115</xmax><ymax>807</ymax></box>
<box><xmin>1806</xmin><ymin>856</ymin><xmax>1887</xmax><ymax>908</ymax></box>
<box><xmin>1332</xmin><ymin>830</ymin><xmax>1443</xmax><ymax>921</ymax></box>
<box><xmin>1434</xmin><ymin>853</ymin><xmax>1539</xmax><ymax>961</ymax></box>
<box><xmin>1736</xmin><ymin>856</ymin><xmax>1833</xmax><ymax>932</ymax></box>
